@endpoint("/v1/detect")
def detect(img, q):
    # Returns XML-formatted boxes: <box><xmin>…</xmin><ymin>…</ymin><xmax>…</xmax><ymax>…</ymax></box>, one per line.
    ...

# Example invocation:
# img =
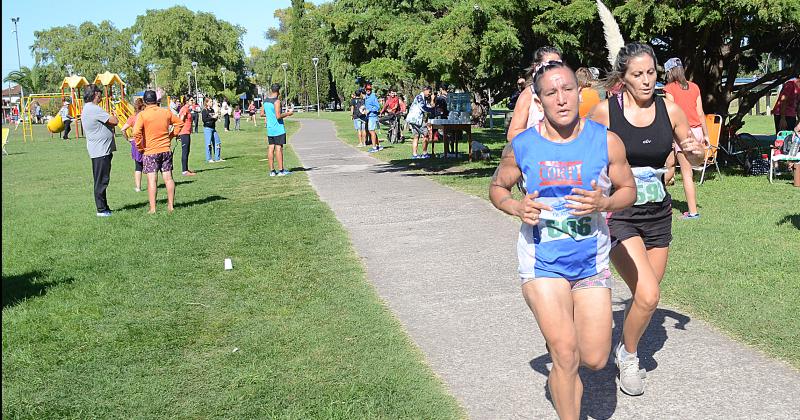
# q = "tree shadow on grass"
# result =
<box><xmin>2</xmin><ymin>270</ymin><xmax>75</xmax><ymax>309</ymax></box>
<box><xmin>529</xmin><ymin>306</ymin><xmax>691</xmax><ymax>419</ymax></box>
<box><xmin>777</xmin><ymin>214</ymin><xmax>800</xmax><ymax>230</ymax></box>
<box><xmin>115</xmin><ymin>195</ymin><xmax>227</xmax><ymax>212</ymax></box>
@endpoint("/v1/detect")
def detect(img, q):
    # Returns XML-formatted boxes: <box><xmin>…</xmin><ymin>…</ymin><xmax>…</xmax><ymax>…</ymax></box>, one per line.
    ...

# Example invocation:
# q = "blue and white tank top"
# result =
<box><xmin>264</xmin><ymin>97</ymin><xmax>286</xmax><ymax>136</ymax></box>
<box><xmin>512</xmin><ymin>119</ymin><xmax>612</xmax><ymax>280</ymax></box>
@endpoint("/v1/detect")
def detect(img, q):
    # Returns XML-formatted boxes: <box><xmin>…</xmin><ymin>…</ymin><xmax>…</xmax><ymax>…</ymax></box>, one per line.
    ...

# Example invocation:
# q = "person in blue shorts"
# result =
<box><xmin>264</xmin><ymin>83</ymin><xmax>294</xmax><ymax>177</ymax></box>
<box><xmin>490</xmin><ymin>62</ymin><xmax>636</xmax><ymax>420</ymax></box>
<box><xmin>364</xmin><ymin>83</ymin><xmax>382</xmax><ymax>152</ymax></box>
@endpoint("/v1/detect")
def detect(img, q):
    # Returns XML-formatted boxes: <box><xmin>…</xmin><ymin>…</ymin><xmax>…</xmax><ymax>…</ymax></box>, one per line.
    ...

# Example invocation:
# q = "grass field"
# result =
<box><xmin>2</xmin><ymin>121</ymin><xmax>463</xmax><ymax>418</ymax></box>
<box><xmin>304</xmin><ymin>110</ymin><xmax>800</xmax><ymax>368</ymax></box>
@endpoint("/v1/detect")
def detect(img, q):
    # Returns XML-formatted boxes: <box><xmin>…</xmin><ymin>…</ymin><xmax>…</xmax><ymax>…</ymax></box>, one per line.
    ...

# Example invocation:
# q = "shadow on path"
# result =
<box><xmin>529</xmin><ymin>306</ymin><xmax>691</xmax><ymax>419</ymax></box>
<box><xmin>2</xmin><ymin>270</ymin><xmax>75</xmax><ymax>309</ymax></box>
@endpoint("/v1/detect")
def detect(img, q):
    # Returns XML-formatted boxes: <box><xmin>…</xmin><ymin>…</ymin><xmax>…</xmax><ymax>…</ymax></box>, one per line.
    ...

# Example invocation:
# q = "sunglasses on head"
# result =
<box><xmin>533</xmin><ymin>60</ymin><xmax>564</xmax><ymax>75</ymax></box>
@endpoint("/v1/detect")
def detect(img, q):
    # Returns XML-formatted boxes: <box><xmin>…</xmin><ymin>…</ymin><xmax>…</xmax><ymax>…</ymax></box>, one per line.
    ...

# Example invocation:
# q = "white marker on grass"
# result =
<box><xmin>224</xmin><ymin>258</ymin><xmax>233</xmax><ymax>270</ymax></box>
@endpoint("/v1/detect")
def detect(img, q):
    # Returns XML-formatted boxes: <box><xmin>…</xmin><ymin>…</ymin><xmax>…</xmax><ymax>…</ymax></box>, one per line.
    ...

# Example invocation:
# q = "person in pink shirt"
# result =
<box><xmin>233</xmin><ymin>105</ymin><xmax>242</xmax><ymax>131</ymax></box>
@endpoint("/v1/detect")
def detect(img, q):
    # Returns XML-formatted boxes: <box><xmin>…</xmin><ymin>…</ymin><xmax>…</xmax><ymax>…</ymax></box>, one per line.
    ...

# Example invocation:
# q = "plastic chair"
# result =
<box><xmin>769</xmin><ymin>131</ymin><xmax>800</xmax><ymax>183</ymax></box>
<box><xmin>694</xmin><ymin>114</ymin><xmax>723</xmax><ymax>184</ymax></box>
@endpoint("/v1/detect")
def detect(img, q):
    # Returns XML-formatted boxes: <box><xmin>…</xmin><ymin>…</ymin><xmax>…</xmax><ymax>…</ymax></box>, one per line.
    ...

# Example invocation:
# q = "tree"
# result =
<box><xmin>609</xmin><ymin>0</ymin><xmax>800</xmax><ymax>133</ymax></box>
<box><xmin>3</xmin><ymin>66</ymin><xmax>46</xmax><ymax>94</ymax></box>
<box><xmin>132</xmin><ymin>6</ymin><xmax>247</xmax><ymax>97</ymax></box>
<box><xmin>30</xmin><ymin>21</ymin><xmax>146</xmax><ymax>92</ymax></box>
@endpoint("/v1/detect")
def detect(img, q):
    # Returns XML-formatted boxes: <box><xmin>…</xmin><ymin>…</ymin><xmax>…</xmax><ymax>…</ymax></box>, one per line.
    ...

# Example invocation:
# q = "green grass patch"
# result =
<box><xmin>2</xmin><ymin>122</ymin><xmax>463</xmax><ymax>418</ymax></box>
<box><xmin>308</xmin><ymin>111</ymin><xmax>800</xmax><ymax>368</ymax></box>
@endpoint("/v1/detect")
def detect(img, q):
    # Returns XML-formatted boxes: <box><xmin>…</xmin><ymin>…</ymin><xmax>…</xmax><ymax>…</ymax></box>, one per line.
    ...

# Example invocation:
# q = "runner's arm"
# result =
<box><xmin>506</xmin><ymin>88</ymin><xmax>531</xmax><ymax>141</ymax></box>
<box><xmin>603</xmin><ymin>132</ymin><xmax>636</xmax><ymax>211</ymax></box>
<box><xmin>666</xmin><ymin>101</ymin><xmax>704</xmax><ymax>166</ymax></box>
<box><xmin>490</xmin><ymin>144</ymin><xmax>552</xmax><ymax>225</ymax></box>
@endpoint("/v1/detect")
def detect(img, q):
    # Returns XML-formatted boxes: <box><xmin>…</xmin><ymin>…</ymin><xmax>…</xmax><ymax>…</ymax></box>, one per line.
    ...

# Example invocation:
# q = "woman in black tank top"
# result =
<box><xmin>586</xmin><ymin>43</ymin><xmax>704</xmax><ymax>397</ymax></box>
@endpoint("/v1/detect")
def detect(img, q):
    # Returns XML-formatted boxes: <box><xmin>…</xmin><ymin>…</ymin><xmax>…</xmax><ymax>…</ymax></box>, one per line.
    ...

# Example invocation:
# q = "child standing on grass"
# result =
<box><xmin>233</xmin><ymin>106</ymin><xmax>242</xmax><ymax>131</ymax></box>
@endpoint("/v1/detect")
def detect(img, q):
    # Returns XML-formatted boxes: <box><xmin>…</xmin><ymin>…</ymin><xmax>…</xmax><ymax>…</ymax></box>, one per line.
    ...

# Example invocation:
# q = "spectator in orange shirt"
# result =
<box><xmin>576</xmin><ymin>67</ymin><xmax>601</xmax><ymax>119</ymax></box>
<box><xmin>133</xmin><ymin>90</ymin><xmax>184</xmax><ymax>214</ymax></box>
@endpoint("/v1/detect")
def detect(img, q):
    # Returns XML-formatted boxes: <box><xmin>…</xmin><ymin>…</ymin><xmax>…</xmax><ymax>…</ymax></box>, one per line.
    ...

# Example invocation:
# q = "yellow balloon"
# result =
<box><xmin>47</xmin><ymin>114</ymin><xmax>65</xmax><ymax>133</ymax></box>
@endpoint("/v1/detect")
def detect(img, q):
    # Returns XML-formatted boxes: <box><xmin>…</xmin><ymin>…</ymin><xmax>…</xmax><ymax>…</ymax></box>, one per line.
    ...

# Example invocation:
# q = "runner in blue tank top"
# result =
<box><xmin>490</xmin><ymin>62</ymin><xmax>636</xmax><ymax>420</ymax></box>
<box><xmin>263</xmin><ymin>83</ymin><xmax>294</xmax><ymax>177</ymax></box>
<box><xmin>586</xmin><ymin>43</ymin><xmax>704</xmax><ymax>397</ymax></box>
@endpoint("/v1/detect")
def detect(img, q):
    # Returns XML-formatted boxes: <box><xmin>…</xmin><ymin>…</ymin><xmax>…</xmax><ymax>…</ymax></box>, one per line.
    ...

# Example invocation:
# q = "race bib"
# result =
<box><xmin>536</xmin><ymin>197</ymin><xmax>601</xmax><ymax>243</ymax></box>
<box><xmin>631</xmin><ymin>167</ymin><xmax>666</xmax><ymax>205</ymax></box>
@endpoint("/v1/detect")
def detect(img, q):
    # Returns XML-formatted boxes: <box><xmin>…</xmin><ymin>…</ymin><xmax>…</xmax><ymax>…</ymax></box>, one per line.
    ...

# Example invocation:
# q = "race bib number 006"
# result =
<box><xmin>536</xmin><ymin>197</ymin><xmax>600</xmax><ymax>243</ymax></box>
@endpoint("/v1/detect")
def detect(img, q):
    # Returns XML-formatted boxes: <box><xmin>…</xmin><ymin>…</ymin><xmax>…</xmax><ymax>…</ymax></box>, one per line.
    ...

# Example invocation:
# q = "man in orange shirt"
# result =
<box><xmin>133</xmin><ymin>90</ymin><xmax>184</xmax><ymax>213</ymax></box>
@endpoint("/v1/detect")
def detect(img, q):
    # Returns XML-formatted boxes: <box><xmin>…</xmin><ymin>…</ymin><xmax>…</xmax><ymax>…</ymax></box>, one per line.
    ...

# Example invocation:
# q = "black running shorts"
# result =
<box><xmin>268</xmin><ymin>133</ymin><xmax>286</xmax><ymax>145</ymax></box>
<box><xmin>609</xmin><ymin>196</ymin><xmax>673</xmax><ymax>249</ymax></box>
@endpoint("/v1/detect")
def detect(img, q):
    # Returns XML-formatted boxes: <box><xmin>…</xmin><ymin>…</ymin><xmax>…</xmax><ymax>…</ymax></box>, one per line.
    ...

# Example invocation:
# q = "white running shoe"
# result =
<box><xmin>615</xmin><ymin>342</ymin><xmax>646</xmax><ymax>396</ymax></box>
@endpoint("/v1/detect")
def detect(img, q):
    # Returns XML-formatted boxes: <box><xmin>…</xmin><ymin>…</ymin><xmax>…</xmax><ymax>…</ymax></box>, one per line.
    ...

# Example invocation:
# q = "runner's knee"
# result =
<box><xmin>634</xmin><ymin>286</ymin><xmax>660</xmax><ymax>313</ymax></box>
<box><xmin>549</xmin><ymin>341</ymin><xmax>580</xmax><ymax>373</ymax></box>
<box><xmin>580</xmin><ymin>350</ymin><xmax>609</xmax><ymax>371</ymax></box>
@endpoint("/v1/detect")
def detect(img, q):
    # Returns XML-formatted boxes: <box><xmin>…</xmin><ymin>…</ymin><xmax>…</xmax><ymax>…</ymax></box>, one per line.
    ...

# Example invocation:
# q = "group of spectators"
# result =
<box><xmin>349</xmin><ymin>83</ymin><xmax>453</xmax><ymax>158</ymax></box>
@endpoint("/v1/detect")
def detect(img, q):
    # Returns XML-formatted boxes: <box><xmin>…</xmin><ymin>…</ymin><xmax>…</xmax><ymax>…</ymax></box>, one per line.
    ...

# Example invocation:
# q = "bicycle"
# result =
<box><xmin>379</xmin><ymin>113</ymin><xmax>404</xmax><ymax>144</ymax></box>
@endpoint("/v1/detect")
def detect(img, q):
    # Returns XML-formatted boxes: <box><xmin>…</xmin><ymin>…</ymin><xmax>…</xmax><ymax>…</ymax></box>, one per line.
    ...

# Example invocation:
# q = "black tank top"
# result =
<box><xmin>609</xmin><ymin>94</ymin><xmax>673</xmax><ymax>168</ymax></box>
<box><xmin>609</xmin><ymin>94</ymin><xmax>674</xmax><ymax>220</ymax></box>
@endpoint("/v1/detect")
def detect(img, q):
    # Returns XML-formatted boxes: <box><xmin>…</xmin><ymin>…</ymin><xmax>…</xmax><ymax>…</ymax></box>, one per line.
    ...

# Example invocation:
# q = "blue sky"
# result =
<box><xmin>2</xmin><ymin>0</ymin><xmax>324</xmax><ymax>83</ymax></box>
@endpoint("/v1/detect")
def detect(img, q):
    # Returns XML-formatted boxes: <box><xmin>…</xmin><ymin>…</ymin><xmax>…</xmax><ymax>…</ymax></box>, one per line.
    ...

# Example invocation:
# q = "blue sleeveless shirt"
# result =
<box><xmin>264</xmin><ymin>97</ymin><xmax>286</xmax><ymax>136</ymax></box>
<box><xmin>511</xmin><ymin>119</ymin><xmax>612</xmax><ymax>280</ymax></box>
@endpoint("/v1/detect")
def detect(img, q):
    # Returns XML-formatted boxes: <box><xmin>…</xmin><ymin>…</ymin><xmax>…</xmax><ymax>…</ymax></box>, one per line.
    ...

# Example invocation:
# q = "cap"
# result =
<box><xmin>143</xmin><ymin>90</ymin><xmax>158</xmax><ymax>104</ymax></box>
<box><xmin>664</xmin><ymin>57</ymin><xmax>683</xmax><ymax>72</ymax></box>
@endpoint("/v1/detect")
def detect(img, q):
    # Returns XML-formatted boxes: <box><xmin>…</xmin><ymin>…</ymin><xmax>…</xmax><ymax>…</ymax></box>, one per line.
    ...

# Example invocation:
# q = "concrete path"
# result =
<box><xmin>290</xmin><ymin>119</ymin><xmax>800</xmax><ymax>420</ymax></box>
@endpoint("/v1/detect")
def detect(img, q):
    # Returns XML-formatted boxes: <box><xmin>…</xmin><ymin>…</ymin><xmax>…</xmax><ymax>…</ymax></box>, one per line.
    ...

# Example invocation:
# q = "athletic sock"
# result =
<box><xmin>619</xmin><ymin>344</ymin><xmax>637</xmax><ymax>360</ymax></box>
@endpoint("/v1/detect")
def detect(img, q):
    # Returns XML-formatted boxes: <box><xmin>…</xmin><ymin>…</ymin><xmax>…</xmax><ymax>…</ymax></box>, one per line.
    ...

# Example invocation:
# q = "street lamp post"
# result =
<box><xmin>191</xmin><ymin>61</ymin><xmax>199</xmax><ymax>104</ymax></box>
<box><xmin>312</xmin><ymin>57</ymin><xmax>320</xmax><ymax>116</ymax></box>
<box><xmin>186</xmin><ymin>71</ymin><xmax>192</xmax><ymax>96</ymax></box>
<box><xmin>281</xmin><ymin>63</ymin><xmax>288</xmax><ymax>106</ymax></box>
<box><xmin>11</xmin><ymin>17</ymin><xmax>24</xmax><ymax>111</ymax></box>
<box><xmin>221</xmin><ymin>66</ymin><xmax>227</xmax><ymax>91</ymax></box>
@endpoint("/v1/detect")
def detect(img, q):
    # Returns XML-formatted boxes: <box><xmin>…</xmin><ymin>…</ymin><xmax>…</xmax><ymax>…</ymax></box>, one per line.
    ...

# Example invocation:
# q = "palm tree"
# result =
<box><xmin>3</xmin><ymin>66</ymin><xmax>43</xmax><ymax>95</ymax></box>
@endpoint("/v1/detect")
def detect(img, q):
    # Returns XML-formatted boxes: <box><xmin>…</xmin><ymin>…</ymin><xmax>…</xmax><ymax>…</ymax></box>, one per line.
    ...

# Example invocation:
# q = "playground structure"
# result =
<box><xmin>93</xmin><ymin>71</ymin><xmax>134</xmax><ymax>130</ymax></box>
<box><xmin>20</xmin><ymin>75</ymin><xmax>89</xmax><ymax>142</ymax></box>
<box><xmin>20</xmin><ymin>72</ymin><xmax>135</xmax><ymax>142</ymax></box>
